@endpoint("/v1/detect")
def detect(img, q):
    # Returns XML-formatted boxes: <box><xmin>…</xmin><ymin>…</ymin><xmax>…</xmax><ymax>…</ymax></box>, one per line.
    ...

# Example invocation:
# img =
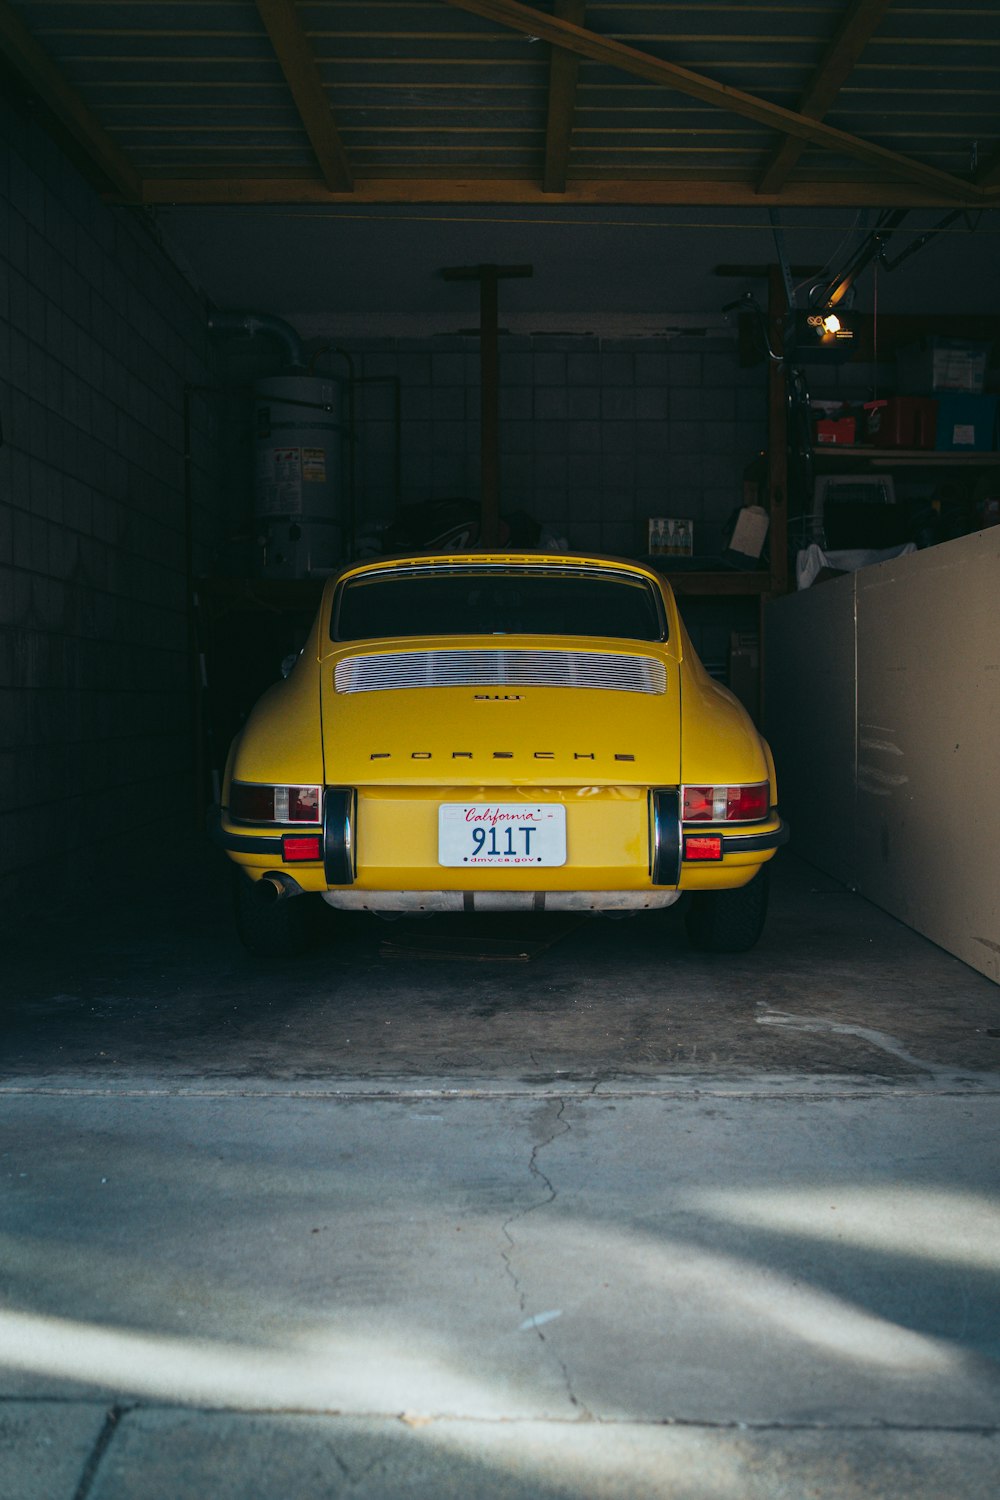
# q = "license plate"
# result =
<box><xmin>438</xmin><ymin>804</ymin><xmax>566</xmax><ymax>867</ymax></box>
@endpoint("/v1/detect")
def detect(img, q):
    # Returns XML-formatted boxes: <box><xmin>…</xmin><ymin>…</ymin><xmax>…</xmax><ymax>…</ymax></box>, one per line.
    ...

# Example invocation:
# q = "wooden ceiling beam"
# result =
<box><xmin>756</xmin><ymin>0</ymin><xmax>894</xmax><ymax>195</ymax></box>
<box><xmin>440</xmin><ymin>0</ymin><xmax>982</xmax><ymax>202</ymax></box>
<box><xmin>0</xmin><ymin>0</ymin><xmax>142</xmax><ymax>201</ymax></box>
<box><xmin>254</xmin><ymin>0</ymin><xmax>352</xmax><ymax>192</ymax></box>
<box><xmin>141</xmin><ymin>177</ymin><xmax>979</xmax><ymax>208</ymax></box>
<box><xmin>543</xmin><ymin>0</ymin><xmax>585</xmax><ymax>193</ymax></box>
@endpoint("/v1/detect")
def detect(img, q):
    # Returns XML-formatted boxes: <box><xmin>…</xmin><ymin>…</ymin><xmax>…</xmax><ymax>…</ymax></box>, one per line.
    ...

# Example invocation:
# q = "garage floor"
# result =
<box><xmin>2</xmin><ymin>844</ymin><xmax>999</xmax><ymax>1498</ymax></box>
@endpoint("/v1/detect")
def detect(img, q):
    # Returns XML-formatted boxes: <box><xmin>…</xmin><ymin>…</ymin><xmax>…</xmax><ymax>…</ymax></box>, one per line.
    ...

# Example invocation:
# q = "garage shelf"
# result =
<box><xmin>812</xmin><ymin>447</ymin><xmax>1000</xmax><ymax>467</ymax></box>
<box><xmin>647</xmin><ymin>568</ymin><xmax>772</xmax><ymax>595</ymax></box>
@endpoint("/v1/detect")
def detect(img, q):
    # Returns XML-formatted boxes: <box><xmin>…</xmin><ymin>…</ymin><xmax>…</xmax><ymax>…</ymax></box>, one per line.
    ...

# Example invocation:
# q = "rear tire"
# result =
<box><xmin>685</xmin><ymin>865</ymin><xmax>769</xmax><ymax>954</ymax></box>
<box><xmin>232</xmin><ymin>870</ymin><xmax>315</xmax><ymax>960</ymax></box>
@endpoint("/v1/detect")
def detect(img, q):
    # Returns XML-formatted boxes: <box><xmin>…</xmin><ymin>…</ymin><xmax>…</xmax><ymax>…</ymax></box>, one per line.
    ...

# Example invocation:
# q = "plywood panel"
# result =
<box><xmin>855</xmin><ymin>531</ymin><xmax>1000</xmax><ymax>984</ymax></box>
<box><xmin>764</xmin><ymin>578</ymin><xmax>857</xmax><ymax>888</ymax></box>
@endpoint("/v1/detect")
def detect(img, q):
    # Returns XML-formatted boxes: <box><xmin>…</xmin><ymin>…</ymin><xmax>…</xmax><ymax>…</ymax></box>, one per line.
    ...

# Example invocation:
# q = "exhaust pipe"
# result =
<box><xmin>257</xmin><ymin>871</ymin><xmax>301</xmax><ymax>903</ymax></box>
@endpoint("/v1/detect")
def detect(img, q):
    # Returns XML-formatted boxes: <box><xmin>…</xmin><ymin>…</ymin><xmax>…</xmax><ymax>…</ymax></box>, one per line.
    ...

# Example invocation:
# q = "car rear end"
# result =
<box><xmin>217</xmin><ymin>557</ymin><xmax>785</xmax><ymax>926</ymax></box>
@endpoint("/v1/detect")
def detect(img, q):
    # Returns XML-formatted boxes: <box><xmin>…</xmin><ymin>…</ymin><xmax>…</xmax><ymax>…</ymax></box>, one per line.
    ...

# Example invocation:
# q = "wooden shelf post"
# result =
<box><xmin>767</xmin><ymin>265</ymin><xmax>790</xmax><ymax>595</ymax></box>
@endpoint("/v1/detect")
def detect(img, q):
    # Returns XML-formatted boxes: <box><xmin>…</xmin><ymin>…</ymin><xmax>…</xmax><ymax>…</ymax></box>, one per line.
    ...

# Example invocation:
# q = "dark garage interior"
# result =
<box><xmin>1</xmin><ymin>4</ymin><xmax>1000</xmax><ymax>1497</ymax></box>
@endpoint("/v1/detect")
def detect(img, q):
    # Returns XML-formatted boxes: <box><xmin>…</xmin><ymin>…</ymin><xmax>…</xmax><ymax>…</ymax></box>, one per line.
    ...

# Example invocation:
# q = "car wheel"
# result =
<box><xmin>684</xmin><ymin>865</ymin><xmax>770</xmax><ymax>954</ymax></box>
<box><xmin>232</xmin><ymin>870</ymin><xmax>315</xmax><ymax>960</ymax></box>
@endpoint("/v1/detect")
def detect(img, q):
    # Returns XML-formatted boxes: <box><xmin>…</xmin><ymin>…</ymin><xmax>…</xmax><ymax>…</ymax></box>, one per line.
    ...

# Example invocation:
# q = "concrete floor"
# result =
<box><xmin>1</xmin><ymin>842</ymin><xmax>999</xmax><ymax>1498</ymax></box>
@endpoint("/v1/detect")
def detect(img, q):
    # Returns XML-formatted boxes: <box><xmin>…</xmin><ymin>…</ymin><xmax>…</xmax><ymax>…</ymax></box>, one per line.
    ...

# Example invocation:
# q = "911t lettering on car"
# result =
<box><xmin>212</xmin><ymin>553</ymin><xmax>788</xmax><ymax>957</ymax></box>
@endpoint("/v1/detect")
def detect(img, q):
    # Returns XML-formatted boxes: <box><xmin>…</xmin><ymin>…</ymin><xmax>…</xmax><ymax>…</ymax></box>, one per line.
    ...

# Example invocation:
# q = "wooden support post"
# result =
<box><xmin>442</xmin><ymin>263</ymin><xmax>532</xmax><ymax>546</ymax></box>
<box><xmin>479</xmin><ymin>266</ymin><xmax>500</xmax><ymax>546</ymax></box>
<box><xmin>767</xmin><ymin>266</ymin><xmax>790</xmax><ymax>596</ymax></box>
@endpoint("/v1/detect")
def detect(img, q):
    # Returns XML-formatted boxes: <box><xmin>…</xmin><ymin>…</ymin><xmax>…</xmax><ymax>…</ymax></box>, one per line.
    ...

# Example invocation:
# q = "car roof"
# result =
<box><xmin>332</xmin><ymin>551</ymin><xmax>666</xmax><ymax>586</ymax></box>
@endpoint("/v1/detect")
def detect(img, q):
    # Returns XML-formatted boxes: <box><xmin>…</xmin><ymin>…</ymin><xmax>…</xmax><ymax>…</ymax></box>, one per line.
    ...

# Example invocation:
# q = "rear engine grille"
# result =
<box><xmin>334</xmin><ymin>649</ymin><xmax>666</xmax><ymax>695</ymax></box>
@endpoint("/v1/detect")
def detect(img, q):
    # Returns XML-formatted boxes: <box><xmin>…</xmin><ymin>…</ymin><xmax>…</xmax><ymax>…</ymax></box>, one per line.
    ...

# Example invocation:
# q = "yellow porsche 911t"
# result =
<box><xmin>213</xmin><ymin>553</ymin><xmax>788</xmax><ymax>957</ymax></box>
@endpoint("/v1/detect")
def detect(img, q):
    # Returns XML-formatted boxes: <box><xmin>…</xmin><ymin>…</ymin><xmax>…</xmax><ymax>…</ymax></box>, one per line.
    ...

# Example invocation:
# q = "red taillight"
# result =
<box><xmin>230</xmin><ymin>783</ymin><xmax>322</xmax><ymax>825</ymax></box>
<box><xmin>288</xmin><ymin>786</ymin><xmax>320</xmax><ymax>821</ymax></box>
<box><xmin>726</xmin><ymin>783</ymin><xmax>770</xmax><ymax>822</ymax></box>
<box><xmin>282</xmin><ymin>834</ymin><xmax>322</xmax><ymax>862</ymax></box>
<box><xmin>682</xmin><ymin>782</ymin><xmax>769</xmax><ymax>823</ymax></box>
<box><xmin>682</xmin><ymin>785</ymin><xmax>715</xmax><ymax>821</ymax></box>
<box><xmin>230</xmin><ymin>783</ymin><xmax>275</xmax><ymax>822</ymax></box>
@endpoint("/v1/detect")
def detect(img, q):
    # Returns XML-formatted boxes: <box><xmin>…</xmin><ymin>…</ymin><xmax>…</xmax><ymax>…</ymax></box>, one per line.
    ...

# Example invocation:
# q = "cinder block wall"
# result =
<box><xmin>0</xmin><ymin>98</ymin><xmax>219</xmax><ymax>901</ymax></box>
<box><xmin>324</xmin><ymin>333</ymin><xmax>766</xmax><ymax>558</ymax></box>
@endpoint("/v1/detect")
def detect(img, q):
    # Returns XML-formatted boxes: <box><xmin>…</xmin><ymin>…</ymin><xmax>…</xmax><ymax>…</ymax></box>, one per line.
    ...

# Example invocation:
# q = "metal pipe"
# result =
<box><xmin>310</xmin><ymin>344</ymin><xmax>404</xmax><ymax>557</ymax></box>
<box><xmin>207</xmin><ymin>311</ymin><xmax>305</xmax><ymax>370</ymax></box>
<box><xmin>354</xmin><ymin>374</ymin><xmax>403</xmax><ymax>547</ymax></box>
<box><xmin>309</xmin><ymin>347</ymin><xmax>359</xmax><ymax>556</ymax></box>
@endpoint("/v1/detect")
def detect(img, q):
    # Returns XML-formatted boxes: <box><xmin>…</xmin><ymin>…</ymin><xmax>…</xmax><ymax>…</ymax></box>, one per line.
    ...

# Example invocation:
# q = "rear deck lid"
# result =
<box><xmin>321</xmin><ymin>640</ymin><xmax>681</xmax><ymax>785</ymax></box>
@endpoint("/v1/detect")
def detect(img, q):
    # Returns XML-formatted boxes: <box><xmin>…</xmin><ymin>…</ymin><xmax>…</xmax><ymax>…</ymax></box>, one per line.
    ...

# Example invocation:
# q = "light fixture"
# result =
<box><xmin>802</xmin><ymin>310</ymin><xmax>854</xmax><ymax>348</ymax></box>
<box><xmin>793</xmin><ymin>310</ymin><xmax>856</xmax><ymax>361</ymax></box>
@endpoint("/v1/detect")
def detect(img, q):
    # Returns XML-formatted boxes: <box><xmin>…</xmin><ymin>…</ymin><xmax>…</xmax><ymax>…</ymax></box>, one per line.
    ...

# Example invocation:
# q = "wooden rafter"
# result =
<box><xmin>140</xmin><ymin>177</ymin><xmax>979</xmax><ymax>209</ymax></box>
<box><xmin>0</xmin><ymin>0</ymin><xmax>142</xmax><ymax>201</ymax></box>
<box><xmin>543</xmin><ymin>0</ymin><xmax>585</xmax><ymax>194</ymax></box>
<box><xmin>441</xmin><ymin>0</ymin><xmax>982</xmax><ymax>203</ymax></box>
<box><xmin>756</xmin><ymin>0</ymin><xmax>895</xmax><ymax>196</ymax></box>
<box><xmin>254</xmin><ymin>0</ymin><xmax>352</xmax><ymax>193</ymax></box>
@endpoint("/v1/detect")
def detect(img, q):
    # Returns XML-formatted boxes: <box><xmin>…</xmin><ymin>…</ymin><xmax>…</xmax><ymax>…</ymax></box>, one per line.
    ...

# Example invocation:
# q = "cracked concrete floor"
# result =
<box><xmin>1</xmin><ymin>842</ymin><xmax>999</xmax><ymax>1498</ymax></box>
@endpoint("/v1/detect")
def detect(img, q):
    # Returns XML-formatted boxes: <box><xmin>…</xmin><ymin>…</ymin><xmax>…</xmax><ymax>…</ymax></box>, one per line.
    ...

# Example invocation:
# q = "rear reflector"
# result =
<box><xmin>684</xmin><ymin>835</ymin><xmax>723</xmax><ymax>861</ymax></box>
<box><xmin>282</xmin><ymin>834</ymin><xmax>321</xmax><ymax>862</ymax></box>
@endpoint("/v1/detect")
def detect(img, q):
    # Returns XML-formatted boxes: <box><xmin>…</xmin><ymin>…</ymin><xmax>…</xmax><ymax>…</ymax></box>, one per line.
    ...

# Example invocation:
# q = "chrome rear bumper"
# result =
<box><xmin>319</xmin><ymin>889</ymin><xmax>683</xmax><ymax>913</ymax></box>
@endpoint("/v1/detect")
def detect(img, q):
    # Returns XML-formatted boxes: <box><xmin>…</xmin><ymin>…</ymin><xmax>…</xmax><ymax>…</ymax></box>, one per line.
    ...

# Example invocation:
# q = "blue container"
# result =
<box><xmin>934</xmin><ymin>393</ymin><xmax>998</xmax><ymax>452</ymax></box>
<box><xmin>898</xmin><ymin>337</ymin><xmax>991</xmax><ymax>395</ymax></box>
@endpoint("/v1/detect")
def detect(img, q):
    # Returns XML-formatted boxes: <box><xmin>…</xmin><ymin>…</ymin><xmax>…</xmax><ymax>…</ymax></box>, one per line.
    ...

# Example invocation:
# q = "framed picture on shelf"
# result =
<box><xmin>648</xmin><ymin>518</ymin><xmax>694</xmax><ymax>557</ymax></box>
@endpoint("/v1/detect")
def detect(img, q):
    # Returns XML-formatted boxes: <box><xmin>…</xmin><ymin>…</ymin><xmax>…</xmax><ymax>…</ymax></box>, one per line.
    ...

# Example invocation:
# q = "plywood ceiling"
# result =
<box><xmin>2</xmin><ymin>0</ymin><xmax>999</xmax><ymax>209</ymax></box>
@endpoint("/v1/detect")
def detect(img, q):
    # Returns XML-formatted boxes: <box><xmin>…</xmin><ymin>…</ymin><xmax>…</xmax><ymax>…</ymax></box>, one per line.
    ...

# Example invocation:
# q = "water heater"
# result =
<box><xmin>253</xmin><ymin>376</ymin><xmax>344</xmax><ymax>577</ymax></box>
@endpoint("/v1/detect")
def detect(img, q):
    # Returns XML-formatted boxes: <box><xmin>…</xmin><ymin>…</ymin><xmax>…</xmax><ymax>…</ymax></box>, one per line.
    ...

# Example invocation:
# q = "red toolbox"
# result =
<box><xmin>814</xmin><ymin>414</ymin><xmax>857</xmax><ymax>445</ymax></box>
<box><xmin>863</xmin><ymin>397</ymin><xmax>937</xmax><ymax>449</ymax></box>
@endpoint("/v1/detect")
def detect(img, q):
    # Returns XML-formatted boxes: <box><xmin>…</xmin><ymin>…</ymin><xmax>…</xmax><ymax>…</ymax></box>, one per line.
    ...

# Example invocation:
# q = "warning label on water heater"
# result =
<box><xmin>257</xmin><ymin>446</ymin><xmax>303</xmax><ymax>514</ymax></box>
<box><xmin>302</xmin><ymin>447</ymin><xmax>326</xmax><ymax>482</ymax></box>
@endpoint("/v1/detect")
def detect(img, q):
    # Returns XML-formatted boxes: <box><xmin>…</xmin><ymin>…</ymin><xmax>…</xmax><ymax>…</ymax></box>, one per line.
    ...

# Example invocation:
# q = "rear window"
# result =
<box><xmin>332</xmin><ymin>566</ymin><xmax>665</xmax><ymax>642</ymax></box>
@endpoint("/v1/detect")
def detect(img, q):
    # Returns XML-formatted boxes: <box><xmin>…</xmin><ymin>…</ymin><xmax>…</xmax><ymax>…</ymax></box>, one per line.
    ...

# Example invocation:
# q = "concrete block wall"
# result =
<box><xmin>0</xmin><ymin>97</ymin><xmax>219</xmax><ymax>901</ymax></box>
<box><xmin>332</xmin><ymin>332</ymin><xmax>767</xmax><ymax>558</ymax></box>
